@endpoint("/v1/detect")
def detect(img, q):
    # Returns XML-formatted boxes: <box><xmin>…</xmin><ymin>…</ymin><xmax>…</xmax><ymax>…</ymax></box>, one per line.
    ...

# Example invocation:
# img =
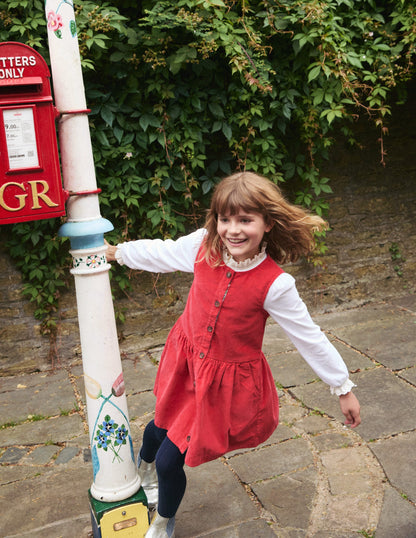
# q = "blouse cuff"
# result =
<box><xmin>115</xmin><ymin>245</ymin><xmax>125</xmax><ymax>266</ymax></box>
<box><xmin>330</xmin><ymin>378</ymin><xmax>356</xmax><ymax>396</ymax></box>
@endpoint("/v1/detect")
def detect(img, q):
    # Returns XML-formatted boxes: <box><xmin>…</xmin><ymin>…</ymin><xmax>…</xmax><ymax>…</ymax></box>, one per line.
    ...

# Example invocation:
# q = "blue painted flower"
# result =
<box><xmin>96</xmin><ymin>431</ymin><xmax>109</xmax><ymax>449</ymax></box>
<box><xmin>115</xmin><ymin>425</ymin><xmax>128</xmax><ymax>445</ymax></box>
<box><xmin>102</xmin><ymin>417</ymin><xmax>115</xmax><ymax>435</ymax></box>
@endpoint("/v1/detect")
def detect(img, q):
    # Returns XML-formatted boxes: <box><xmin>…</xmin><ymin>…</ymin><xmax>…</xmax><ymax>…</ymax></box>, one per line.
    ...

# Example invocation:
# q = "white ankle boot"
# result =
<box><xmin>145</xmin><ymin>512</ymin><xmax>175</xmax><ymax>538</ymax></box>
<box><xmin>138</xmin><ymin>456</ymin><xmax>158</xmax><ymax>507</ymax></box>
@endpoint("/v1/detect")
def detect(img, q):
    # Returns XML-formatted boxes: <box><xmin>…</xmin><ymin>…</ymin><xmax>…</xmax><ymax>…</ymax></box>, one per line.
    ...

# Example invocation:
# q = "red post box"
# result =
<box><xmin>0</xmin><ymin>41</ymin><xmax>65</xmax><ymax>224</ymax></box>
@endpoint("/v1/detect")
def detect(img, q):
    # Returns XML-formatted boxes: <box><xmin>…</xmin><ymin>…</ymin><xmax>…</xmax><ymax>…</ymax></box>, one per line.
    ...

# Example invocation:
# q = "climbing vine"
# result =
<box><xmin>1</xmin><ymin>0</ymin><xmax>416</xmax><ymax>355</ymax></box>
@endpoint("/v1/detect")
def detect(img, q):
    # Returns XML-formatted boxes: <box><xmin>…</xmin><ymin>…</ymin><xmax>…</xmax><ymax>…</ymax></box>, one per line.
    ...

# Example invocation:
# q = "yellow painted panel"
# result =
<box><xmin>100</xmin><ymin>503</ymin><xmax>149</xmax><ymax>537</ymax></box>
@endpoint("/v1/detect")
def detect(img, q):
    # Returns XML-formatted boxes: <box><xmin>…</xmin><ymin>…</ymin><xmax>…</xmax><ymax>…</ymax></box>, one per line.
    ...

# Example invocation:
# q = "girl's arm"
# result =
<box><xmin>105</xmin><ymin>228</ymin><xmax>206</xmax><ymax>273</ymax></box>
<box><xmin>264</xmin><ymin>273</ymin><xmax>361</xmax><ymax>427</ymax></box>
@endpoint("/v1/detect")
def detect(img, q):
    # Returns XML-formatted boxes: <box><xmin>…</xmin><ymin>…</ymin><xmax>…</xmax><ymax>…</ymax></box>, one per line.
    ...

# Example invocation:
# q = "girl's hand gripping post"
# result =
<box><xmin>104</xmin><ymin>239</ymin><xmax>117</xmax><ymax>262</ymax></box>
<box><xmin>339</xmin><ymin>391</ymin><xmax>361</xmax><ymax>428</ymax></box>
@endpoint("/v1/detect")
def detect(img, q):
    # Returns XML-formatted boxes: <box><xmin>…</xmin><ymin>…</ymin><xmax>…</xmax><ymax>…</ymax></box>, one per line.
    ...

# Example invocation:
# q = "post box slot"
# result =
<box><xmin>0</xmin><ymin>76</ymin><xmax>43</xmax><ymax>96</ymax></box>
<box><xmin>0</xmin><ymin>83</ymin><xmax>42</xmax><ymax>96</ymax></box>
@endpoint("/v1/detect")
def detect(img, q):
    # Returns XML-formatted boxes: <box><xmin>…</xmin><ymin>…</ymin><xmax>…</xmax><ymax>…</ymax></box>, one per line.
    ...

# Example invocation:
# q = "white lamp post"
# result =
<box><xmin>44</xmin><ymin>0</ymin><xmax>142</xmax><ymax>507</ymax></box>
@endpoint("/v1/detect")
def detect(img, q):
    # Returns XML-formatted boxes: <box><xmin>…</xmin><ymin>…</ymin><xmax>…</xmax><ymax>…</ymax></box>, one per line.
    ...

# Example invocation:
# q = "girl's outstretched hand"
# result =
<box><xmin>104</xmin><ymin>239</ymin><xmax>117</xmax><ymax>262</ymax></box>
<box><xmin>339</xmin><ymin>391</ymin><xmax>361</xmax><ymax>428</ymax></box>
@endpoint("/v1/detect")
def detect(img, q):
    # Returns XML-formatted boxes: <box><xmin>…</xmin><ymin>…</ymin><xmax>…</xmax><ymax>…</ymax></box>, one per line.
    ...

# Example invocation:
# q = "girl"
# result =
<box><xmin>106</xmin><ymin>171</ymin><xmax>361</xmax><ymax>538</ymax></box>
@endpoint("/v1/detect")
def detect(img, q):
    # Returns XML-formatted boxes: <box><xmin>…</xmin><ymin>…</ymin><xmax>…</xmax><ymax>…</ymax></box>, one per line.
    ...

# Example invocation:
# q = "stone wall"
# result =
<box><xmin>291</xmin><ymin>95</ymin><xmax>416</xmax><ymax>310</ymax></box>
<box><xmin>1</xmin><ymin>91</ymin><xmax>415</xmax><ymax>376</ymax></box>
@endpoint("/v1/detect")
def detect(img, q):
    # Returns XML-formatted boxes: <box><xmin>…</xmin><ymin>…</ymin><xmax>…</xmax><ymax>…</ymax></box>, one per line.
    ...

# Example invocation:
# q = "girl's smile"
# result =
<box><xmin>217</xmin><ymin>211</ymin><xmax>272</xmax><ymax>262</ymax></box>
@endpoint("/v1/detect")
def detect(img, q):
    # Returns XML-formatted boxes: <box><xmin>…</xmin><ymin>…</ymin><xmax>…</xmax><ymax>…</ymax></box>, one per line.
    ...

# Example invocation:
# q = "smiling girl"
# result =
<box><xmin>105</xmin><ymin>171</ymin><xmax>361</xmax><ymax>538</ymax></box>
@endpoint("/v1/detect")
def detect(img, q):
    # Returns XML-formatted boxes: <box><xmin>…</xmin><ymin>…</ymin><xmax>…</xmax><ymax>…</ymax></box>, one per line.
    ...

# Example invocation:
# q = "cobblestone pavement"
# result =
<box><xmin>1</xmin><ymin>297</ymin><xmax>416</xmax><ymax>537</ymax></box>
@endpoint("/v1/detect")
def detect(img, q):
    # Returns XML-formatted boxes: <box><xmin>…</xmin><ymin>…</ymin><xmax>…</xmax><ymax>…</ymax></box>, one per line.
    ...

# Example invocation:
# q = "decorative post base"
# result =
<box><xmin>89</xmin><ymin>488</ymin><xmax>150</xmax><ymax>537</ymax></box>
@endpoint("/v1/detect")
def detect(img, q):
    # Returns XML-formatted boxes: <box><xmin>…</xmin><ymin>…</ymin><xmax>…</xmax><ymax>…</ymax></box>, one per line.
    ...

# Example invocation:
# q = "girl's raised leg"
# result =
<box><xmin>145</xmin><ymin>436</ymin><xmax>186</xmax><ymax>538</ymax></box>
<box><xmin>138</xmin><ymin>420</ymin><xmax>167</xmax><ymax>507</ymax></box>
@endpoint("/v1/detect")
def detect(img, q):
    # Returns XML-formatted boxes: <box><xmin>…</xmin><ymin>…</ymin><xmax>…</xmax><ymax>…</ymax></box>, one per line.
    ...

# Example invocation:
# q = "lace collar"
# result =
<box><xmin>222</xmin><ymin>243</ymin><xmax>267</xmax><ymax>271</ymax></box>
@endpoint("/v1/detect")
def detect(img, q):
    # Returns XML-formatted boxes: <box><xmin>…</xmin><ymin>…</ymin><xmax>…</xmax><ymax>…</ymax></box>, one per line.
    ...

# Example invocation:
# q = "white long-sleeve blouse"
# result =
<box><xmin>115</xmin><ymin>228</ymin><xmax>354</xmax><ymax>395</ymax></box>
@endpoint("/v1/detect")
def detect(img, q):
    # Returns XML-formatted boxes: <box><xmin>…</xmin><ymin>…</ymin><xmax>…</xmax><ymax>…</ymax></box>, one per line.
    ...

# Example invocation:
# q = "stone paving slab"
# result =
<box><xmin>0</xmin><ymin>413</ymin><xmax>85</xmax><ymax>447</ymax></box>
<box><xmin>0</xmin><ymin>369</ymin><xmax>77</xmax><ymax>425</ymax></box>
<box><xmin>330</xmin><ymin>339</ymin><xmax>375</xmax><ymax>372</ymax></box>
<box><xmin>267</xmin><ymin>343</ymin><xmax>373</xmax><ymax>390</ymax></box>
<box><xmin>126</xmin><ymin>391</ymin><xmax>157</xmax><ymax>420</ymax></box>
<box><xmin>228</xmin><ymin>439</ymin><xmax>314</xmax><ymax>484</ymax></box>
<box><xmin>332</xmin><ymin>315</ymin><xmax>415</xmax><ymax>370</ymax></box>
<box><xmin>120</xmin><ymin>329</ymin><xmax>171</xmax><ymax>356</ymax></box>
<box><xmin>0</xmin><ymin>463</ymin><xmax>44</xmax><ymax>485</ymax></box>
<box><xmin>268</xmin><ymin>351</ymin><xmax>320</xmax><ymax>387</ymax></box>
<box><xmin>294</xmin><ymin>414</ymin><xmax>332</xmax><ymax>435</ymax></box>
<box><xmin>2</xmin><ymin>466</ymin><xmax>92</xmax><ymax>537</ymax></box>
<box><xmin>252</xmin><ymin>467</ymin><xmax>317</xmax><ymax>531</ymax></box>
<box><xmin>375</xmin><ymin>485</ymin><xmax>416</xmax><ymax>538</ymax></box>
<box><xmin>262</xmin><ymin>322</ymin><xmax>297</xmax><ymax>354</ymax></box>
<box><xmin>278</xmin><ymin>393</ymin><xmax>308</xmax><ymax>424</ymax></box>
<box><xmin>391</xmin><ymin>295</ymin><xmax>416</xmax><ymax>311</ymax></box>
<box><xmin>307</xmin><ymin>533</ymin><xmax>358</xmax><ymax>538</ymax></box>
<box><xmin>23</xmin><ymin>444</ymin><xmax>60</xmax><ymax>465</ymax></box>
<box><xmin>5</xmin><ymin>515</ymin><xmax>92</xmax><ymax>538</ymax></box>
<box><xmin>176</xmin><ymin>459</ymin><xmax>258</xmax><ymax>537</ymax></box>
<box><xmin>199</xmin><ymin>519</ymin><xmax>277</xmax><ymax>537</ymax></box>
<box><xmin>314</xmin><ymin>302</ymin><xmax>412</xmax><ymax>331</ymax></box>
<box><xmin>399</xmin><ymin>365</ymin><xmax>416</xmax><ymax>385</ymax></box>
<box><xmin>307</xmin><ymin>441</ymin><xmax>384</xmax><ymax>536</ymax></box>
<box><xmin>291</xmin><ymin>368</ymin><xmax>416</xmax><ymax>441</ymax></box>
<box><xmin>370</xmin><ymin>431</ymin><xmax>416</xmax><ymax>503</ymax></box>
<box><xmin>0</xmin><ymin>446</ymin><xmax>27</xmax><ymax>464</ymax></box>
<box><xmin>122</xmin><ymin>354</ymin><xmax>159</xmax><ymax>393</ymax></box>
<box><xmin>310</xmin><ymin>431</ymin><xmax>353</xmax><ymax>452</ymax></box>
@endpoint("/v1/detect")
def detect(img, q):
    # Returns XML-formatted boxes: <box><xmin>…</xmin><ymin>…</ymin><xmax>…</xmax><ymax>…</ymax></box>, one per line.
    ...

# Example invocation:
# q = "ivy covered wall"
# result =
<box><xmin>0</xmin><ymin>0</ymin><xmax>415</xmax><ymax>359</ymax></box>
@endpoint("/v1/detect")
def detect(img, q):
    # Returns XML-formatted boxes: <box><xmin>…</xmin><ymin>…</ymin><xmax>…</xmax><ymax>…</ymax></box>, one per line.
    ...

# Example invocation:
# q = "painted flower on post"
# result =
<box><xmin>95</xmin><ymin>431</ymin><xmax>109</xmax><ymax>450</ymax></box>
<box><xmin>115</xmin><ymin>425</ymin><xmax>128</xmax><ymax>445</ymax></box>
<box><xmin>47</xmin><ymin>11</ymin><xmax>63</xmax><ymax>38</ymax></box>
<box><xmin>112</xmin><ymin>373</ymin><xmax>125</xmax><ymax>397</ymax></box>
<box><xmin>86</xmin><ymin>254</ymin><xmax>103</xmax><ymax>268</ymax></box>
<box><xmin>94</xmin><ymin>413</ymin><xmax>129</xmax><ymax>462</ymax></box>
<box><xmin>84</xmin><ymin>374</ymin><xmax>102</xmax><ymax>400</ymax></box>
<box><xmin>102</xmin><ymin>416</ymin><xmax>116</xmax><ymax>435</ymax></box>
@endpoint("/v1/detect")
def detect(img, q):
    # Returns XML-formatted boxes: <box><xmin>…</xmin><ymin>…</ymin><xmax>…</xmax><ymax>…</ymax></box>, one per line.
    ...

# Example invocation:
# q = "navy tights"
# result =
<box><xmin>140</xmin><ymin>420</ymin><xmax>186</xmax><ymax>519</ymax></box>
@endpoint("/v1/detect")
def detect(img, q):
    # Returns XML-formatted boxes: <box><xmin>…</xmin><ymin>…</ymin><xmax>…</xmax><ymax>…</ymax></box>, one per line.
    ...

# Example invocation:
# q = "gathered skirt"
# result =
<box><xmin>153</xmin><ymin>320</ymin><xmax>279</xmax><ymax>467</ymax></box>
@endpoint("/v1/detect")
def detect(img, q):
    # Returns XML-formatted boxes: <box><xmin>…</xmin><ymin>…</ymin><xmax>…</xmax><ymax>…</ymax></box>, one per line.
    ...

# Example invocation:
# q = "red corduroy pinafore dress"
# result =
<box><xmin>153</xmin><ymin>248</ymin><xmax>284</xmax><ymax>467</ymax></box>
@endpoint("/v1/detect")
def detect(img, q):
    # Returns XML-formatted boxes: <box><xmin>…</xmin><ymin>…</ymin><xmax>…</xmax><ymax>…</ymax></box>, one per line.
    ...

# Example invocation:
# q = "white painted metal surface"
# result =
<box><xmin>45</xmin><ymin>0</ymin><xmax>141</xmax><ymax>502</ymax></box>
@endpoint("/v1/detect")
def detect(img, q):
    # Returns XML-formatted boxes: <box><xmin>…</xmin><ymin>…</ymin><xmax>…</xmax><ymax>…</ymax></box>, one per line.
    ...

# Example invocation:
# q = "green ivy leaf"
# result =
<box><xmin>308</xmin><ymin>65</ymin><xmax>321</xmax><ymax>82</ymax></box>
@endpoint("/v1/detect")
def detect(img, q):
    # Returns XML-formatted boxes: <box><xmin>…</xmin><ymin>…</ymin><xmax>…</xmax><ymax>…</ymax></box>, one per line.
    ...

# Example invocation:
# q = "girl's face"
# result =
<box><xmin>217</xmin><ymin>210</ymin><xmax>272</xmax><ymax>262</ymax></box>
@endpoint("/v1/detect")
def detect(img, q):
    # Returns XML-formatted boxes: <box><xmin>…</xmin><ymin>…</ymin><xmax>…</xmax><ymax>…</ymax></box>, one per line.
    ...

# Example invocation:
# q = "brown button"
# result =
<box><xmin>200</xmin><ymin>352</ymin><xmax>205</xmax><ymax>358</ymax></box>
<box><xmin>207</xmin><ymin>326</ymin><xmax>213</xmax><ymax>332</ymax></box>
<box><xmin>187</xmin><ymin>435</ymin><xmax>191</xmax><ymax>442</ymax></box>
<box><xmin>226</xmin><ymin>271</ymin><xmax>232</xmax><ymax>278</ymax></box>
<box><xmin>215</xmin><ymin>300</ymin><xmax>220</xmax><ymax>307</ymax></box>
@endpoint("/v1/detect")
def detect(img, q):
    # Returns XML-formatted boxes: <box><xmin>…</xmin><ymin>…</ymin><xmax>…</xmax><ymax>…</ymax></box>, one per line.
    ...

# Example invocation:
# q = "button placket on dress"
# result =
<box><xmin>197</xmin><ymin>267</ymin><xmax>234</xmax><ymax>362</ymax></box>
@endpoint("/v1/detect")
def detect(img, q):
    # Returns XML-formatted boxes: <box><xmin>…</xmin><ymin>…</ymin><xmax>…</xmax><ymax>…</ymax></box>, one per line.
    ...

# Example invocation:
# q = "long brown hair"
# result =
<box><xmin>203</xmin><ymin>171</ymin><xmax>327</xmax><ymax>265</ymax></box>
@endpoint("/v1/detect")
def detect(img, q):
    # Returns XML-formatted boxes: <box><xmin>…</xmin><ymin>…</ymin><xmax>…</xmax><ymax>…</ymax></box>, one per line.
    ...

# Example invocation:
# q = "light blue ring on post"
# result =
<box><xmin>59</xmin><ymin>218</ymin><xmax>114</xmax><ymax>250</ymax></box>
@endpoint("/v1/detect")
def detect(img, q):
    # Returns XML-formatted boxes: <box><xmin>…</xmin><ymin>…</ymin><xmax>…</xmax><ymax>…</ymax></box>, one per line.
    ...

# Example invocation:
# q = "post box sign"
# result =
<box><xmin>0</xmin><ymin>42</ymin><xmax>65</xmax><ymax>224</ymax></box>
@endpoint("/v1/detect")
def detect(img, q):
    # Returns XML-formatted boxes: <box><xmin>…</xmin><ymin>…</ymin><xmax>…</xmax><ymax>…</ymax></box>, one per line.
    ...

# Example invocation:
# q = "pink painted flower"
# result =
<box><xmin>86</xmin><ymin>255</ymin><xmax>102</xmax><ymax>268</ymax></box>
<box><xmin>112</xmin><ymin>373</ymin><xmax>125</xmax><ymax>397</ymax></box>
<box><xmin>47</xmin><ymin>11</ymin><xmax>63</xmax><ymax>32</ymax></box>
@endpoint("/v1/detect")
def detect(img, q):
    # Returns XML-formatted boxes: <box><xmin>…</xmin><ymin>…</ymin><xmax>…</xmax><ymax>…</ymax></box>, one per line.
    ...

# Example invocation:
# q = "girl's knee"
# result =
<box><xmin>155</xmin><ymin>438</ymin><xmax>185</xmax><ymax>478</ymax></box>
